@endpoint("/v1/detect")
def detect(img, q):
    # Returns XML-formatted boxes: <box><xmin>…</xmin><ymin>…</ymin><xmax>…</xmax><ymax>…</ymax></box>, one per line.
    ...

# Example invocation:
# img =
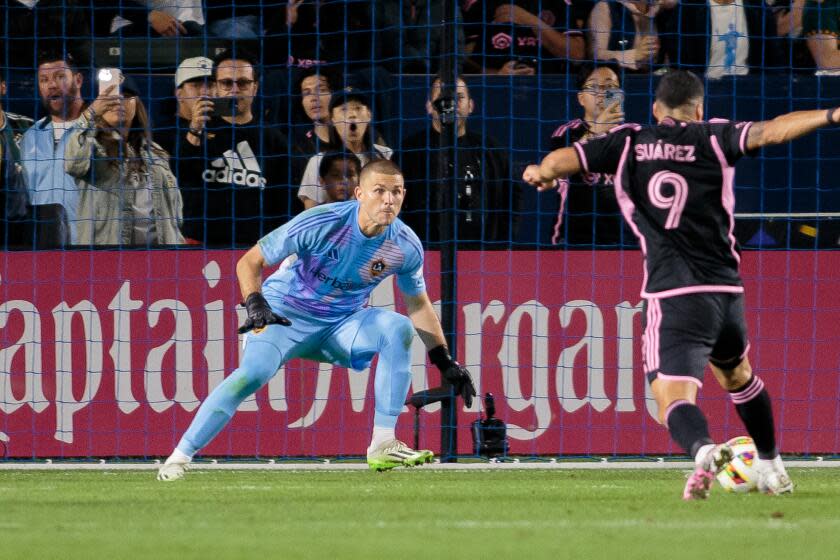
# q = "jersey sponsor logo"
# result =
<box><xmin>582</xmin><ymin>172</ymin><xmax>615</xmax><ymax>186</ymax></box>
<box><xmin>311</xmin><ymin>266</ymin><xmax>357</xmax><ymax>291</ymax></box>
<box><xmin>635</xmin><ymin>143</ymin><xmax>696</xmax><ymax>163</ymax></box>
<box><xmin>370</xmin><ymin>259</ymin><xmax>386</xmax><ymax>278</ymax></box>
<box><xmin>492</xmin><ymin>33</ymin><xmax>512</xmax><ymax>50</ymax></box>
<box><xmin>202</xmin><ymin>140</ymin><xmax>268</xmax><ymax>188</ymax></box>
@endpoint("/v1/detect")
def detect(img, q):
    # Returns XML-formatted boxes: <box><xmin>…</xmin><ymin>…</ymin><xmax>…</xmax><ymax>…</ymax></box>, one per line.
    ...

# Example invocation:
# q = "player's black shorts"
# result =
<box><xmin>642</xmin><ymin>292</ymin><xmax>749</xmax><ymax>386</ymax></box>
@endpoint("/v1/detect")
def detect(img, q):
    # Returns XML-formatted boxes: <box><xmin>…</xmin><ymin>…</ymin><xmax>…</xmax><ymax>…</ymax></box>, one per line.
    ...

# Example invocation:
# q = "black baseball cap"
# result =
<box><xmin>328</xmin><ymin>87</ymin><xmax>371</xmax><ymax>114</ymax></box>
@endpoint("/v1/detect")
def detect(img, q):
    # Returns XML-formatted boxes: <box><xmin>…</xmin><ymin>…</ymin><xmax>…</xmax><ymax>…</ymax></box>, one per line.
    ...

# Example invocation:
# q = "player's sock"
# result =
<box><xmin>367</xmin><ymin>426</ymin><xmax>396</xmax><ymax>455</ymax></box>
<box><xmin>729</xmin><ymin>375</ymin><xmax>778</xmax><ymax>460</ymax></box>
<box><xmin>760</xmin><ymin>454</ymin><xmax>788</xmax><ymax>475</ymax></box>
<box><xmin>694</xmin><ymin>443</ymin><xmax>716</xmax><ymax>468</ymax></box>
<box><xmin>166</xmin><ymin>448</ymin><xmax>192</xmax><ymax>464</ymax></box>
<box><xmin>665</xmin><ymin>400</ymin><xmax>714</xmax><ymax>460</ymax></box>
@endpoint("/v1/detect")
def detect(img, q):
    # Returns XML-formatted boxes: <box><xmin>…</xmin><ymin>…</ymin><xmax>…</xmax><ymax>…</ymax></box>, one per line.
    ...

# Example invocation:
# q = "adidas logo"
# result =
<box><xmin>202</xmin><ymin>140</ymin><xmax>268</xmax><ymax>188</ymax></box>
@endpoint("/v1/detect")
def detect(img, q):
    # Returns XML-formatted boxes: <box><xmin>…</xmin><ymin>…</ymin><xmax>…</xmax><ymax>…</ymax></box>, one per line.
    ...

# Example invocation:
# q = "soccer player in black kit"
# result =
<box><xmin>524</xmin><ymin>70</ymin><xmax>840</xmax><ymax>499</ymax></box>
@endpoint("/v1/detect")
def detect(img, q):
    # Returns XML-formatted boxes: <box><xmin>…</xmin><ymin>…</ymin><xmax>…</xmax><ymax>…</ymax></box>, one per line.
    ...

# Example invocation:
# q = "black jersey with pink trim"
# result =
<box><xmin>548</xmin><ymin>119</ymin><xmax>623</xmax><ymax>246</ymax></box>
<box><xmin>574</xmin><ymin>118</ymin><xmax>753</xmax><ymax>298</ymax></box>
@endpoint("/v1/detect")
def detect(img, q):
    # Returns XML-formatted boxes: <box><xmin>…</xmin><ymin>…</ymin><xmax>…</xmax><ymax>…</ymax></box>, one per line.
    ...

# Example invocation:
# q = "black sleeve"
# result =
<box><xmin>708</xmin><ymin>120</ymin><xmax>753</xmax><ymax>166</ymax></box>
<box><xmin>574</xmin><ymin>126</ymin><xmax>636</xmax><ymax>174</ymax></box>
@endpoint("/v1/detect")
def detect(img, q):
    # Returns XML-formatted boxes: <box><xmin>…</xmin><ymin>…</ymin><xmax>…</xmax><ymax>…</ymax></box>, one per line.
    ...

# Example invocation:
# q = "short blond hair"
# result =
<box><xmin>360</xmin><ymin>159</ymin><xmax>403</xmax><ymax>184</ymax></box>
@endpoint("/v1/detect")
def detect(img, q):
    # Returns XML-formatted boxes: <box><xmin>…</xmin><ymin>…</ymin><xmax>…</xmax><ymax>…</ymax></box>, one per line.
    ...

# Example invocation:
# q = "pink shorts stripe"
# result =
<box><xmin>643</xmin><ymin>299</ymin><xmax>662</xmax><ymax>373</ymax></box>
<box><xmin>657</xmin><ymin>373</ymin><xmax>703</xmax><ymax>388</ymax></box>
<box><xmin>642</xmin><ymin>285</ymin><xmax>744</xmax><ymax>299</ymax></box>
<box><xmin>731</xmin><ymin>376</ymin><xmax>765</xmax><ymax>404</ymax></box>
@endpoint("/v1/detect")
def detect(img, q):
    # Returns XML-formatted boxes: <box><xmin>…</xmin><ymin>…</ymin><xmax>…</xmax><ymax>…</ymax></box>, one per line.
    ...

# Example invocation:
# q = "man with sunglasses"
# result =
<box><xmin>546</xmin><ymin>63</ymin><xmax>628</xmax><ymax>247</ymax></box>
<box><xmin>175</xmin><ymin>48</ymin><xmax>293</xmax><ymax>247</ymax></box>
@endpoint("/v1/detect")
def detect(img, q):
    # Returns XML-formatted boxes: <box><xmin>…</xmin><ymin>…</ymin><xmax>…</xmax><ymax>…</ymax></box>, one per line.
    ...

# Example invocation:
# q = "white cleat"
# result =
<box><xmin>157</xmin><ymin>457</ymin><xmax>191</xmax><ymax>481</ymax></box>
<box><xmin>366</xmin><ymin>439</ymin><xmax>434</xmax><ymax>472</ymax></box>
<box><xmin>758</xmin><ymin>470</ymin><xmax>794</xmax><ymax>495</ymax></box>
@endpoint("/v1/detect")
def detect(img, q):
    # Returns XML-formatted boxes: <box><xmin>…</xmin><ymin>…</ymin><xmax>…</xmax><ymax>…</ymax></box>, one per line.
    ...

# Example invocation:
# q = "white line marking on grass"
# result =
<box><xmin>0</xmin><ymin>461</ymin><xmax>838</xmax><ymax>471</ymax></box>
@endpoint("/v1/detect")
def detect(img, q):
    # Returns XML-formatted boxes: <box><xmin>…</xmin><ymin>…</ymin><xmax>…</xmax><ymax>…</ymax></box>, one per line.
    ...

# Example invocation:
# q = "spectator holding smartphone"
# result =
<box><xmin>546</xmin><ymin>63</ymin><xmax>628</xmax><ymax>247</ymax></box>
<box><xmin>156</xmin><ymin>56</ymin><xmax>215</xmax><ymax>157</ymax></box>
<box><xmin>173</xmin><ymin>48</ymin><xmax>293</xmax><ymax>246</ymax></box>
<box><xmin>63</xmin><ymin>74</ymin><xmax>184</xmax><ymax>246</ymax></box>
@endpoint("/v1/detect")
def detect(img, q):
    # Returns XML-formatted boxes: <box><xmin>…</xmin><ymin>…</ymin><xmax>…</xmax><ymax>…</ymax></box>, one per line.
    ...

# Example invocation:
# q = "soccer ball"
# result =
<box><xmin>715</xmin><ymin>436</ymin><xmax>759</xmax><ymax>493</ymax></box>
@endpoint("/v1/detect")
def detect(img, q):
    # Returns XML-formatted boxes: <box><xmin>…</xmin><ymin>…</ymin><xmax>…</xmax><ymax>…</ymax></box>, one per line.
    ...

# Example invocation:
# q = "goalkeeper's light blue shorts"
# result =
<box><xmin>243</xmin><ymin>299</ymin><xmax>414</xmax><ymax>372</ymax></box>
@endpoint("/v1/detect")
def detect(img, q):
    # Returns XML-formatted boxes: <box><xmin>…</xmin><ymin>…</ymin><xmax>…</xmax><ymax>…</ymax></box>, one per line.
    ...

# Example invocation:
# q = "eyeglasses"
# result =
<box><xmin>216</xmin><ymin>79</ymin><xmax>255</xmax><ymax>90</ymax></box>
<box><xmin>582</xmin><ymin>85</ymin><xmax>621</xmax><ymax>96</ymax></box>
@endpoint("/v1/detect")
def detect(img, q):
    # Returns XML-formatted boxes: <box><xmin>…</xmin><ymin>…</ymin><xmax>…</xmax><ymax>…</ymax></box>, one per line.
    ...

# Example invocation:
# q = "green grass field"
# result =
<box><xmin>2</xmin><ymin>468</ymin><xmax>839</xmax><ymax>559</ymax></box>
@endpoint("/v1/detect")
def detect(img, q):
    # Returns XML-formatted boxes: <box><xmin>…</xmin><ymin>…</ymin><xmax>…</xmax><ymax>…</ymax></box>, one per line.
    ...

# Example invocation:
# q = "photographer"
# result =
<box><xmin>63</xmin><ymin>75</ymin><xmax>184</xmax><ymax>246</ymax></box>
<box><xmin>173</xmin><ymin>49</ymin><xmax>292</xmax><ymax>246</ymax></box>
<box><xmin>400</xmin><ymin>76</ymin><xmax>515</xmax><ymax>245</ymax></box>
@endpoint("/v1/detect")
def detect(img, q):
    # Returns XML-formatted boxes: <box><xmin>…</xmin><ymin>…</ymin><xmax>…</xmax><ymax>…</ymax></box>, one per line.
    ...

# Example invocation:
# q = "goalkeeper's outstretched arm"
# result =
<box><xmin>745</xmin><ymin>107</ymin><xmax>840</xmax><ymax>151</ymax></box>
<box><xmin>522</xmin><ymin>146</ymin><xmax>582</xmax><ymax>191</ymax></box>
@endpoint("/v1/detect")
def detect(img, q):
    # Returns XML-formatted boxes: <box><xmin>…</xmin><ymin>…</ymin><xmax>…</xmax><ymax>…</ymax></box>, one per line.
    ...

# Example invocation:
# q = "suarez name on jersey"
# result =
<box><xmin>574</xmin><ymin>118</ymin><xmax>753</xmax><ymax>298</ymax></box>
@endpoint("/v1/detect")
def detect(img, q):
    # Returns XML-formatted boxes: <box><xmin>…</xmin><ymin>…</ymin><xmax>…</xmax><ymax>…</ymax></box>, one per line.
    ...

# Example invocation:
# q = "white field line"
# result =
<box><xmin>0</xmin><ymin>459</ymin><xmax>838</xmax><ymax>471</ymax></box>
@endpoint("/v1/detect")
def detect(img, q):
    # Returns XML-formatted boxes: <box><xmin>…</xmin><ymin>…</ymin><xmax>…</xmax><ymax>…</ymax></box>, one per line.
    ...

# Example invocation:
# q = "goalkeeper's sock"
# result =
<box><xmin>166</xmin><ymin>448</ymin><xmax>192</xmax><ymax>464</ymax></box>
<box><xmin>665</xmin><ymin>400</ymin><xmax>714</xmax><ymax>460</ymax></box>
<box><xmin>729</xmin><ymin>375</ymin><xmax>778</xmax><ymax>460</ymax></box>
<box><xmin>368</xmin><ymin>426</ymin><xmax>396</xmax><ymax>455</ymax></box>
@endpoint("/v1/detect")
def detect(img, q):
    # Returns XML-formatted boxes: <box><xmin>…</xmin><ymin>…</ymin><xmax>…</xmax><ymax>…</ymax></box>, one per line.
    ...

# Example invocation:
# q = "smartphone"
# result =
<box><xmin>97</xmin><ymin>68</ymin><xmax>122</xmax><ymax>97</ymax></box>
<box><xmin>604</xmin><ymin>88</ymin><xmax>625</xmax><ymax>113</ymax></box>
<box><xmin>209</xmin><ymin>96</ymin><xmax>238</xmax><ymax>117</ymax></box>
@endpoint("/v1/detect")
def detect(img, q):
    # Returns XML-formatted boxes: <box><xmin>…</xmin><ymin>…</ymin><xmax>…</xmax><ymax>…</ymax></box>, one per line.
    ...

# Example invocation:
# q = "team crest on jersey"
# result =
<box><xmin>370</xmin><ymin>259</ymin><xmax>387</xmax><ymax>277</ymax></box>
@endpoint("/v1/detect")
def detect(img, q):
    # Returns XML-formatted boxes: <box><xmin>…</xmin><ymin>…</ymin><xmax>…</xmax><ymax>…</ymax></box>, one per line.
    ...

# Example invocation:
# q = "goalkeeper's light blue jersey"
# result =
<box><xmin>259</xmin><ymin>201</ymin><xmax>426</xmax><ymax>318</ymax></box>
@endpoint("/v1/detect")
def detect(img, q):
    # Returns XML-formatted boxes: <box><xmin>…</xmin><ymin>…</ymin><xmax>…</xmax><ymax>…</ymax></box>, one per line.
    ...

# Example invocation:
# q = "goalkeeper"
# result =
<box><xmin>158</xmin><ymin>159</ymin><xmax>475</xmax><ymax>480</ymax></box>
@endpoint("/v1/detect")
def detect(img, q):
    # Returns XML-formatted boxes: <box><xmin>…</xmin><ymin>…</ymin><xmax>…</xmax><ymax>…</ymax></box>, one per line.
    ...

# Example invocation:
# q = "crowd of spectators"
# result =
<box><xmin>1</xmin><ymin>0</ymin><xmax>839</xmax><ymax>250</ymax></box>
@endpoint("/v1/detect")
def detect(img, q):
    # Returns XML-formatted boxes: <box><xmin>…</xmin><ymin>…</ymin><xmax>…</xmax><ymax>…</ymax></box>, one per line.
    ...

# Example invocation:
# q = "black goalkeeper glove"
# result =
<box><xmin>429</xmin><ymin>345</ymin><xmax>477</xmax><ymax>408</ymax></box>
<box><xmin>238</xmin><ymin>292</ymin><xmax>292</xmax><ymax>334</ymax></box>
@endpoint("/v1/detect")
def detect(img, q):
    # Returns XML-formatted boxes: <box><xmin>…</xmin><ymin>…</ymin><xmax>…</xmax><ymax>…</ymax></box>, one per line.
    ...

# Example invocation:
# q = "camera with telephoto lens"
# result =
<box><xmin>471</xmin><ymin>393</ymin><xmax>509</xmax><ymax>458</ymax></box>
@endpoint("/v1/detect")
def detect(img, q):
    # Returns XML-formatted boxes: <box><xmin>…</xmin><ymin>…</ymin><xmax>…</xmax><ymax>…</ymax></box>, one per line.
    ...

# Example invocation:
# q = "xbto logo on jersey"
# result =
<box><xmin>202</xmin><ymin>140</ymin><xmax>267</xmax><ymax>188</ymax></box>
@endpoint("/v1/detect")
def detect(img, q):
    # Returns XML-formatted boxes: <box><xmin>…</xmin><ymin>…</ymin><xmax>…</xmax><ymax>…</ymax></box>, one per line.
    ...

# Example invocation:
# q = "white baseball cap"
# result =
<box><xmin>175</xmin><ymin>57</ymin><xmax>213</xmax><ymax>88</ymax></box>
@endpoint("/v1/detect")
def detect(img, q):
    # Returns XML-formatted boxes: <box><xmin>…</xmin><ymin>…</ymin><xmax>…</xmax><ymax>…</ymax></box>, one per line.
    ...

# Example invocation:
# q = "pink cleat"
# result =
<box><xmin>683</xmin><ymin>467</ymin><xmax>715</xmax><ymax>500</ymax></box>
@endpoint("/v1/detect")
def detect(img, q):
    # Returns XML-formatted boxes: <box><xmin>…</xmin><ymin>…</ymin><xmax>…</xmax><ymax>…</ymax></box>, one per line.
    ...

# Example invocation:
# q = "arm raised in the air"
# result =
<box><xmin>746</xmin><ymin>107</ymin><xmax>840</xmax><ymax>151</ymax></box>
